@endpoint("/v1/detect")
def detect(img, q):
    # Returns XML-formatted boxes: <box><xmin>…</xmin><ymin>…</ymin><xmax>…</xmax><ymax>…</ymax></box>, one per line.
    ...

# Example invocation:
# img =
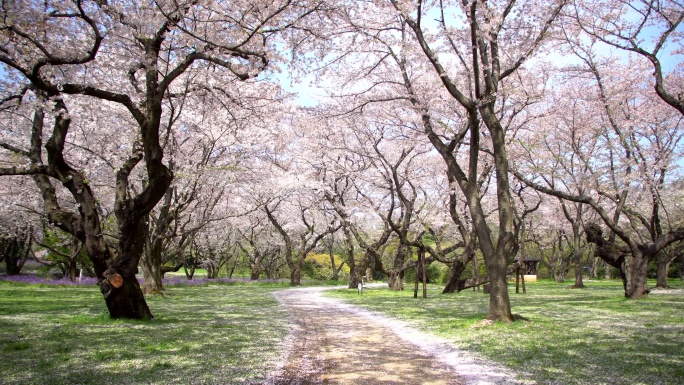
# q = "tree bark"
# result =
<box><xmin>572</xmin><ymin>262</ymin><xmax>585</xmax><ymax>288</ymax></box>
<box><xmin>485</xmin><ymin>249</ymin><xmax>514</xmax><ymax>322</ymax></box>
<box><xmin>250</xmin><ymin>265</ymin><xmax>261</xmax><ymax>280</ymax></box>
<box><xmin>101</xmin><ymin>273</ymin><xmax>153</xmax><ymax>320</ymax></box>
<box><xmin>655</xmin><ymin>245</ymin><xmax>683</xmax><ymax>288</ymax></box>
<box><xmin>388</xmin><ymin>270</ymin><xmax>404</xmax><ymax>290</ymax></box>
<box><xmin>570</xmin><ymin>239</ymin><xmax>585</xmax><ymax>288</ymax></box>
<box><xmin>442</xmin><ymin>259</ymin><xmax>468</xmax><ymax>293</ymax></box>
<box><xmin>328</xmin><ymin>242</ymin><xmax>340</xmax><ymax>281</ymax></box>
<box><xmin>626</xmin><ymin>252</ymin><xmax>650</xmax><ymax>298</ymax></box>
<box><xmin>290</xmin><ymin>266</ymin><xmax>302</xmax><ymax>286</ymax></box>
<box><xmin>344</xmin><ymin>225</ymin><xmax>359</xmax><ymax>289</ymax></box>
<box><xmin>0</xmin><ymin>233</ymin><xmax>31</xmax><ymax>276</ymax></box>
<box><xmin>570</xmin><ymin>232</ymin><xmax>585</xmax><ymax>288</ymax></box>
<box><xmin>102</xmin><ymin>216</ymin><xmax>155</xmax><ymax>319</ymax></box>
<box><xmin>480</xmin><ymin>106</ymin><xmax>516</xmax><ymax>323</ymax></box>
<box><xmin>387</xmin><ymin>245</ymin><xmax>409</xmax><ymax>290</ymax></box>
<box><xmin>585</xmin><ymin>223</ymin><xmax>652</xmax><ymax>299</ymax></box>
<box><xmin>141</xmin><ymin>238</ymin><xmax>164</xmax><ymax>294</ymax></box>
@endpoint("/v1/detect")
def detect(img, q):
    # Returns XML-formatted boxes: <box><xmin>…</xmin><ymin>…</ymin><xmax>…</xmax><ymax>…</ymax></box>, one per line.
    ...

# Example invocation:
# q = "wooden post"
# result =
<box><xmin>472</xmin><ymin>252</ymin><xmax>479</xmax><ymax>291</ymax></box>
<box><xmin>421</xmin><ymin>248</ymin><xmax>427</xmax><ymax>298</ymax></box>
<box><xmin>413</xmin><ymin>254</ymin><xmax>419</xmax><ymax>298</ymax></box>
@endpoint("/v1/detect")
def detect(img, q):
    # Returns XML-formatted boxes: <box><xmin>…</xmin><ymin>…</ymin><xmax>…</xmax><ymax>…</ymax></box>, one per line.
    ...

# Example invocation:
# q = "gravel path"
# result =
<box><xmin>266</xmin><ymin>286</ymin><xmax>531</xmax><ymax>385</ymax></box>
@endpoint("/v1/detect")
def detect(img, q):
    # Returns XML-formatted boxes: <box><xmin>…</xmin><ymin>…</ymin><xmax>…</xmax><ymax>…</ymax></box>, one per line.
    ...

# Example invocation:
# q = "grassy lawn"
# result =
<box><xmin>326</xmin><ymin>279</ymin><xmax>684</xmax><ymax>385</ymax></box>
<box><xmin>0</xmin><ymin>280</ymin><xmax>289</xmax><ymax>385</ymax></box>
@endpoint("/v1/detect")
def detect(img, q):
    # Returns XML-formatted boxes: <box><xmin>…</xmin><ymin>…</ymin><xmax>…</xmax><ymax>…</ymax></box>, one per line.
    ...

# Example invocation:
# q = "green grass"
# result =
<box><xmin>3</xmin><ymin>278</ymin><xmax>682</xmax><ymax>385</ymax></box>
<box><xmin>326</xmin><ymin>279</ymin><xmax>684</xmax><ymax>385</ymax></box>
<box><xmin>0</xmin><ymin>281</ymin><xmax>289</xmax><ymax>385</ymax></box>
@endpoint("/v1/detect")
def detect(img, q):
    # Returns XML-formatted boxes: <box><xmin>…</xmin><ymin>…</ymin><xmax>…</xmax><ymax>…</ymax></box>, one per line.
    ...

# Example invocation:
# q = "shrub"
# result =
<box><xmin>303</xmin><ymin>253</ymin><xmax>349</xmax><ymax>281</ymax></box>
<box><xmin>404</xmin><ymin>262</ymin><xmax>445</xmax><ymax>284</ymax></box>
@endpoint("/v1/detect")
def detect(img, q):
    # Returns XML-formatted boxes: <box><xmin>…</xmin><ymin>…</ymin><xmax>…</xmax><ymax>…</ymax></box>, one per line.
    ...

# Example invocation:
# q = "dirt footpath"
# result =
<box><xmin>267</xmin><ymin>286</ymin><xmax>529</xmax><ymax>385</ymax></box>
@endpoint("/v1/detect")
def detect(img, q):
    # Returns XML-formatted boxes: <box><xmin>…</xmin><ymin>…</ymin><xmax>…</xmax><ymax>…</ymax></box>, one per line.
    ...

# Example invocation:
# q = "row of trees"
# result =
<box><xmin>1</xmin><ymin>0</ymin><xmax>683</xmax><ymax>321</ymax></box>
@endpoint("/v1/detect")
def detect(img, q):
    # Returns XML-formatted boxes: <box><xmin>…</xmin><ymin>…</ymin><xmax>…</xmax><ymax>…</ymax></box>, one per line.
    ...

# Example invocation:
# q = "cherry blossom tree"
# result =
<box><xmin>301</xmin><ymin>0</ymin><xmax>567</xmax><ymax>321</ymax></box>
<box><xmin>0</xmin><ymin>0</ymin><xmax>324</xmax><ymax>319</ymax></box>
<box><xmin>237</xmin><ymin>215</ymin><xmax>286</xmax><ymax>280</ymax></box>
<box><xmin>263</xmin><ymin>192</ymin><xmax>340</xmax><ymax>285</ymax></box>
<box><xmin>515</xmin><ymin>48</ymin><xmax>684</xmax><ymax>298</ymax></box>
<box><xmin>568</xmin><ymin>0</ymin><xmax>684</xmax><ymax>115</ymax></box>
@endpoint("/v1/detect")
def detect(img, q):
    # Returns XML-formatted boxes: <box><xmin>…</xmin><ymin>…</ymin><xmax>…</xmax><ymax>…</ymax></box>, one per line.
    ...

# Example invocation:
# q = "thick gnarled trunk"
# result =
<box><xmin>101</xmin><ymin>216</ymin><xmax>157</xmax><ymax>319</ymax></box>
<box><xmin>387</xmin><ymin>270</ymin><xmax>404</xmax><ymax>290</ymax></box>
<box><xmin>442</xmin><ymin>259</ymin><xmax>468</xmax><ymax>294</ymax></box>
<box><xmin>626</xmin><ymin>252</ymin><xmax>650</xmax><ymax>299</ymax></box>
<box><xmin>101</xmin><ymin>273</ymin><xmax>153</xmax><ymax>320</ymax></box>
<box><xmin>250</xmin><ymin>262</ymin><xmax>262</xmax><ymax>280</ymax></box>
<box><xmin>0</xmin><ymin>232</ymin><xmax>31</xmax><ymax>276</ymax></box>
<box><xmin>387</xmin><ymin>245</ymin><xmax>409</xmax><ymax>291</ymax></box>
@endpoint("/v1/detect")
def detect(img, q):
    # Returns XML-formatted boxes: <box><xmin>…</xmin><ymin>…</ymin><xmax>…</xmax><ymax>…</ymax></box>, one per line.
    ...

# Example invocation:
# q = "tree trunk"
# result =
<box><xmin>1</xmin><ymin>234</ymin><xmax>30</xmax><ymax>276</ymax></box>
<box><xmin>413</xmin><ymin>265</ymin><xmax>420</xmax><ymax>298</ymax></box>
<box><xmin>343</xmin><ymin>226</ymin><xmax>359</xmax><ymax>289</ymax></box>
<box><xmin>100</xmin><ymin>218</ymin><xmax>154</xmax><ymax>320</ymax></box>
<box><xmin>572</xmin><ymin>263</ymin><xmax>585</xmax><ymax>288</ymax></box>
<box><xmin>571</xmin><ymin>235</ymin><xmax>585</xmax><ymax>288</ymax></box>
<box><xmin>387</xmin><ymin>245</ymin><xmax>408</xmax><ymax>290</ymax></box>
<box><xmin>655</xmin><ymin>256</ymin><xmax>669</xmax><ymax>288</ymax></box>
<box><xmin>101</xmin><ymin>273</ymin><xmax>153</xmax><ymax>320</ymax></box>
<box><xmin>553</xmin><ymin>267</ymin><xmax>566</xmax><ymax>283</ymax></box>
<box><xmin>141</xmin><ymin>242</ymin><xmax>164</xmax><ymax>295</ymax></box>
<box><xmin>590</xmin><ymin>250</ymin><xmax>600</xmax><ymax>278</ymax></box>
<box><xmin>387</xmin><ymin>270</ymin><xmax>404</xmax><ymax>290</ymax></box>
<box><xmin>184</xmin><ymin>256</ymin><xmax>197</xmax><ymax>280</ymax></box>
<box><xmin>329</xmin><ymin>247</ymin><xmax>340</xmax><ymax>281</ymax></box>
<box><xmin>290</xmin><ymin>265</ymin><xmax>302</xmax><ymax>286</ymax></box>
<box><xmin>206</xmin><ymin>262</ymin><xmax>220</xmax><ymax>279</ymax></box>
<box><xmin>249</xmin><ymin>253</ymin><xmax>262</xmax><ymax>280</ymax></box>
<box><xmin>571</xmin><ymin>236</ymin><xmax>585</xmax><ymax>288</ymax></box>
<box><xmin>348</xmin><ymin>271</ymin><xmax>360</xmax><ymax>289</ymax></box>
<box><xmin>66</xmin><ymin>239</ymin><xmax>80</xmax><ymax>282</ymax></box>
<box><xmin>626</xmin><ymin>252</ymin><xmax>650</xmax><ymax>299</ymax></box>
<box><xmin>655</xmin><ymin>246</ymin><xmax>682</xmax><ymax>288</ymax></box>
<box><xmin>228</xmin><ymin>257</ymin><xmax>238</xmax><ymax>279</ymax></box>
<box><xmin>480</xmin><ymin>106</ymin><xmax>517</xmax><ymax>322</ymax></box>
<box><xmin>442</xmin><ymin>260</ymin><xmax>467</xmax><ymax>293</ymax></box>
<box><xmin>485</xmin><ymin>249</ymin><xmax>514</xmax><ymax>322</ymax></box>
<box><xmin>421</xmin><ymin>249</ymin><xmax>427</xmax><ymax>298</ymax></box>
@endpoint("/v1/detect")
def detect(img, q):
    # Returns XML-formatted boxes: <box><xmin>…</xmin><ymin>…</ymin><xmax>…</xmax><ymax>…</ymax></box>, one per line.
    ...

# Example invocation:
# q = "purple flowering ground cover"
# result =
<box><xmin>0</xmin><ymin>273</ymin><xmax>289</xmax><ymax>287</ymax></box>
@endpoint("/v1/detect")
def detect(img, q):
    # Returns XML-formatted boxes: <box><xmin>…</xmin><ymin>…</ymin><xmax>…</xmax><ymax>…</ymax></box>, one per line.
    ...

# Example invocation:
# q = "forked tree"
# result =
<box><xmin>0</xmin><ymin>0</ymin><xmax>320</xmax><ymax>319</ymax></box>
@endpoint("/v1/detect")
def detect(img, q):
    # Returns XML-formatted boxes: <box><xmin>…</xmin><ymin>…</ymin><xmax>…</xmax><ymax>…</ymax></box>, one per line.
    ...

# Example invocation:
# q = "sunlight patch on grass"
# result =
<box><xmin>326</xmin><ymin>279</ymin><xmax>684</xmax><ymax>385</ymax></box>
<box><xmin>0</xmin><ymin>282</ymin><xmax>289</xmax><ymax>385</ymax></box>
